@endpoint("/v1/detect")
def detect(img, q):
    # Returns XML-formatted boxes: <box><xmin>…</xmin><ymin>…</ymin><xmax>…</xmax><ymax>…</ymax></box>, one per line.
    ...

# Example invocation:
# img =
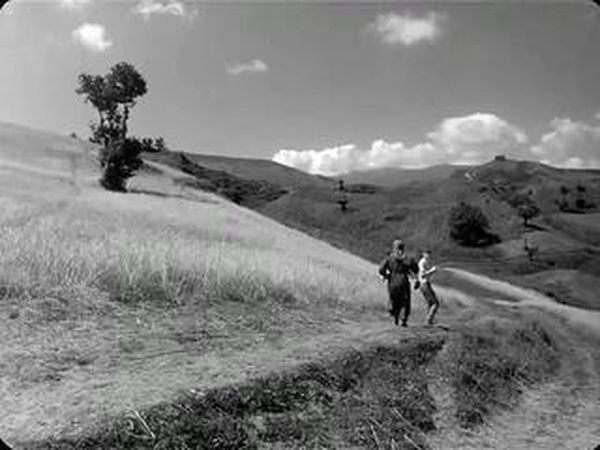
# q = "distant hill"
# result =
<box><xmin>144</xmin><ymin>150</ymin><xmax>291</xmax><ymax>207</ymax></box>
<box><xmin>469</xmin><ymin>158</ymin><xmax>600</xmax><ymax>213</ymax></box>
<box><xmin>146</xmin><ymin>149</ymin><xmax>600</xmax><ymax>270</ymax></box>
<box><xmin>344</xmin><ymin>164</ymin><xmax>466</xmax><ymax>187</ymax></box>
<box><xmin>150</xmin><ymin>151</ymin><xmax>334</xmax><ymax>190</ymax></box>
<box><xmin>257</xmin><ymin>157</ymin><xmax>600</xmax><ymax>273</ymax></box>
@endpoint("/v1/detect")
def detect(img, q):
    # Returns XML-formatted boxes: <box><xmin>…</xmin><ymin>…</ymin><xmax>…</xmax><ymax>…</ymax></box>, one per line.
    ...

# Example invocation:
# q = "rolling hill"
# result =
<box><xmin>147</xmin><ymin>146</ymin><xmax>600</xmax><ymax>307</ymax></box>
<box><xmin>157</xmin><ymin>151</ymin><xmax>334</xmax><ymax>189</ymax></box>
<box><xmin>0</xmin><ymin>122</ymin><xmax>398</xmax><ymax>445</ymax></box>
<box><xmin>2</xmin><ymin>122</ymin><xmax>600</xmax><ymax>449</ymax></box>
<box><xmin>344</xmin><ymin>164</ymin><xmax>466</xmax><ymax>187</ymax></box>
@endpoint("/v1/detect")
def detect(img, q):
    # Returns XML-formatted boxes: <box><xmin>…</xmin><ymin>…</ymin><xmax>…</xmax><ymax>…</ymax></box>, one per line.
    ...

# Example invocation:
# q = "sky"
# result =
<box><xmin>1</xmin><ymin>0</ymin><xmax>599</xmax><ymax>175</ymax></box>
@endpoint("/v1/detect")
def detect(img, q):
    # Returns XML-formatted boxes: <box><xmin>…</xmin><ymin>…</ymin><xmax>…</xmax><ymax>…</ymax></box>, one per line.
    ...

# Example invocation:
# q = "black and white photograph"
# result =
<box><xmin>0</xmin><ymin>0</ymin><xmax>599</xmax><ymax>448</ymax></box>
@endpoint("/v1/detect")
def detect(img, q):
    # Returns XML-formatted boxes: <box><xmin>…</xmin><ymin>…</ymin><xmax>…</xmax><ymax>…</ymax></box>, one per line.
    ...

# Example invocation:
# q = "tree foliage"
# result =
<box><xmin>448</xmin><ymin>202</ymin><xmax>498</xmax><ymax>247</ymax></box>
<box><xmin>76</xmin><ymin>62</ymin><xmax>149</xmax><ymax>191</ymax></box>
<box><xmin>510</xmin><ymin>193</ymin><xmax>541</xmax><ymax>226</ymax></box>
<box><xmin>97</xmin><ymin>138</ymin><xmax>145</xmax><ymax>192</ymax></box>
<box><xmin>517</xmin><ymin>202</ymin><xmax>540</xmax><ymax>226</ymax></box>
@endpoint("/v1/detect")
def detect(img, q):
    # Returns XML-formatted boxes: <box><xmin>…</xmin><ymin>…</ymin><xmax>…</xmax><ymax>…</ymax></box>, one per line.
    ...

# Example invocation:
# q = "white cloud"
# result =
<box><xmin>272</xmin><ymin>113</ymin><xmax>528</xmax><ymax>176</ymax></box>
<box><xmin>72</xmin><ymin>23</ymin><xmax>112</xmax><ymax>52</ymax></box>
<box><xmin>427</xmin><ymin>113</ymin><xmax>528</xmax><ymax>164</ymax></box>
<box><xmin>226</xmin><ymin>59</ymin><xmax>269</xmax><ymax>76</ymax></box>
<box><xmin>60</xmin><ymin>0</ymin><xmax>92</xmax><ymax>9</ymax></box>
<box><xmin>369</xmin><ymin>12</ymin><xmax>443</xmax><ymax>46</ymax></box>
<box><xmin>133</xmin><ymin>0</ymin><xmax>196</xmax><ymax>20</ymax></box>
<box><xmin>531</xmin><ymin>116</ymin><xmax>600</xmax><ymax>169</ymax></box>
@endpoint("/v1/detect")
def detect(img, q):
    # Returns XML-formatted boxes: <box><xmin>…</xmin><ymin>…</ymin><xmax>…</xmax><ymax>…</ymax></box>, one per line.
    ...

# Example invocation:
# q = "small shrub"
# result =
<box><xmin>448</xmin><ymin>202</ymin><xmax>499</xmax><ymax>247</ymax></box>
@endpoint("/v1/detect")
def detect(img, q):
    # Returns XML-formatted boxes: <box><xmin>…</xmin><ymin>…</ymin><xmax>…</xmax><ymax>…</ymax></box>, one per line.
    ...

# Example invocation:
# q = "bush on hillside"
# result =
<box><xmin>555</xmin><ymin>183</ymin><xmax>596</xmax><ymax>213</ymax></box>
<box><xmin>97</xmin><ymin>138</ymin><xmax>144</xmax><ymax>192</ymax></box>
<box><xmin>448</xmin><ymin>202</ymin><xmax>499</xmax><ymax>247</ymax></box>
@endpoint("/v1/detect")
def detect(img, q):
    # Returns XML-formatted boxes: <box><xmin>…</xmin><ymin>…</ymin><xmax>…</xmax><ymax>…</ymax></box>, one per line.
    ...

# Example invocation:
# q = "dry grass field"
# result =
<box><xmin>1</xmin><ymin>122</ymin><xmax>599</xmax><ymax>449</ymax></box>
<box><xmin>0</xmin><ymin>163</ymin><xmax>392</xmax><ymax>443</ymax></box>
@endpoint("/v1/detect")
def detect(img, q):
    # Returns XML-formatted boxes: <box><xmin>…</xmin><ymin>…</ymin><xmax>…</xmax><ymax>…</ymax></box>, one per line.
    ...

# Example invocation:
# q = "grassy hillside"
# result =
<box><xmin>344</xmin><ymin>164</ymin><xmax>466</xmax><ymax>187</ymax></box>
<box><xmin>144</xmin><ymin>151</ymin><xmax>290</xmax><ymax>207</ymax></box>
<box><xmin>0</xmin><ymin>122</ymin><xmax>97</xmax><ymax>180</ymax></box>
<box><xmin>0</xmin><ymin>124</ymin><xmax>401</xmax><ymax>445</ymax></box>
<box><xmin>259</xmin><ymin>169</ymin><xmax>522</xmax><ymax>262</ymax></box>
<box><xmin>3</xmin><ymin>123</ymin><xmax>599</xmax><ymax>448</ymax></box>
<box><xmin>146</xmin><ymin>147</ymin><xmax>600</xmax><ymax>272</ymax></box>
<box><xmin>160</xmin><ymin>151</ymin><xmax>334</xmax><ymax>189</ymax></box>
<box><xmin>148</xmin><ymin>147</ymin><xmax>600</xmax><ymax>312</ymax></box>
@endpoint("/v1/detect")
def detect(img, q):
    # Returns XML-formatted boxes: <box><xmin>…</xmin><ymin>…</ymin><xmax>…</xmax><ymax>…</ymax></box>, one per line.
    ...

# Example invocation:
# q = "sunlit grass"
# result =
<box><xmin>0</xmin><ymin>176</ymin><xmax>384</xmax><ymax>314</ymax></box>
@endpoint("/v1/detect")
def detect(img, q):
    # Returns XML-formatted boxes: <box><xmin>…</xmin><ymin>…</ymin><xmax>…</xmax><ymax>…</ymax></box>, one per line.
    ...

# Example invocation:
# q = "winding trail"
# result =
<box><xmin>428</xmin><ymin>268</ymin><xmax>600</xmax><ymax>450</ymax></box>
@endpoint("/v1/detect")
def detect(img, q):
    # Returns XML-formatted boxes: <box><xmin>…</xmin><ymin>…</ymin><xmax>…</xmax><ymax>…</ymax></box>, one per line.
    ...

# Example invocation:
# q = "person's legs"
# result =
<box><xmin>422</xmin><ymin>282</ymin><xmax>439</xmax><ymax>325</ymax></box>
<box><xmin>401</xmin><ymin>285</ymin><xmax>411</xmax><ymax>326</ymax></box>
<box><xmin>401</xmin><ymin>299</ymin><xmax>410</xmax><ymax>326</ymax></box>
<box><xmin>390</xmin><ymin>293</ymin><xmax>400</xmax><ymax>325</ymax></box>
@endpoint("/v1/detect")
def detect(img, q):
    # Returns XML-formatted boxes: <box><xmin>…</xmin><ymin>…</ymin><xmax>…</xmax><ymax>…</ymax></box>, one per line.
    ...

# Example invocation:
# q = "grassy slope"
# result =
<box><xmin>163</xmin><ymin>151</ymin><xmax>334</xmax><ymax>189</ymax></box>
<box><xmin>344</xmin><ymin>164</ymin><xmax>467</xmax><ymax>187</ymax></box>
<box><xmin>0</xmin><ymin>176</ymin><xmax>392</xmax><ymax>442</ymax></box>
<box><xmin>142</xmin><ymin>145</ymin><xmax>600</xmax><ymax>311</ymax></box>
<box><xmin>257</xmin><ymin>159</ymin><xmax>600</xmax><ymax>314</ymax></box>
<box><xmin>0</xmin><ymin>124</ymin><xmax>458</xmax><ymax>447</ymax></box>
<box><xmin>1</xmin><ymin>123</ymin><xmax>595</xmax><ymax>448</ymax></box>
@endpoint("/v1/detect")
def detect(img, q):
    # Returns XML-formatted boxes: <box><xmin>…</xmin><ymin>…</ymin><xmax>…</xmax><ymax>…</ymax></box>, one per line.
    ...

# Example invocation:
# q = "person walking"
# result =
<box><xmin>417</xmin><ymin>250</ymin><xmax>440</xmax><ymax>325</ymax></box>
<box><xmin>378</xmin><ymin>239</ymin><xmax>418</xmax><ymax>327</ymax></box>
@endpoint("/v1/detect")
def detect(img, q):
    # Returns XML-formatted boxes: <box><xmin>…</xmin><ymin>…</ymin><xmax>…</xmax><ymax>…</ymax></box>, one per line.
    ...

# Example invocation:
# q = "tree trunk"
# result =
<box><xmin>122</xmin><ymin>105</ymin><xmax>129</xmax><ymax>139</ymax></box>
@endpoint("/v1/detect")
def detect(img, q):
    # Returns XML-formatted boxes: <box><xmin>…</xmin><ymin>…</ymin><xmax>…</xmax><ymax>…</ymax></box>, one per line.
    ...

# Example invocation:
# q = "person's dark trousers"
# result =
<box><xmin>390</xmin><ymin>295</ymin><xmax>411</xmax><ymax>326</ymax></box>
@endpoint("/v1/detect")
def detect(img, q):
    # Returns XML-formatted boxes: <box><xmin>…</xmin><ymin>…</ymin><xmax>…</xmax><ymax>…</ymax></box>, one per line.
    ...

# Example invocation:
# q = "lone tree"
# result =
<box><xmin>514</xmin><ymin>195</ymin><xmax>540</xmax><ymax>227</ymax></box>
<box><xmin>76</xmin><ymin>62</ymin><xmax>148</xmax><ymax>191</ymax></box>
<box><xmin>448</xmin><ymin>202</ymin><xmax>497</xmax><ymax>247</ymax></box>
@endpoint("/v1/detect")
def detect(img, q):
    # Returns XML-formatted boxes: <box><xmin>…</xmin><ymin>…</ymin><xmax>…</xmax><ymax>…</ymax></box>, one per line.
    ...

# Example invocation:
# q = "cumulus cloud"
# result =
<box><xmin>60</xmin><ymin>0</ymin><xmax>93</xmax><ymax>9</ymax></box>
<box><xmin>427</xmin><ymin>113</ymin><xmax>528</xmax><ymax>164</ymax></box>
<box><xmin>369</xmin><ymin>12</ymin><xmax>443</xmax><ymax>46</ymax></box>
<box><xmin>72</xmin><ymin>23</ymin><xmax>112</xmax><ymax>52</ymax></box>
<box><xmin>272</xmin><ymin>113</ymin><xmax>528</xmax><ymax>176</ymax></box>
<box><xmin>133</xmin><ymin>0</ymin><xmax>196</xmax><ymax>20</ymax></box>
<box><xmin>531</xmin><ymin>116</ymin><xmax>600</xmax><ymax>169</ymax></box>
<box><xmin>226</xmin><ymin>59</ymin><xmax>269</xmax><ymax>76</ymax></box>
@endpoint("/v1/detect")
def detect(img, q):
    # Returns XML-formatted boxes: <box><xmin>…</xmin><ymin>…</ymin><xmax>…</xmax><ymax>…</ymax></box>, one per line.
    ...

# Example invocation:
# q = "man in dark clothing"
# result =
<box><xmin>378</xmin><ymin>239</ymin><xmax>418</xmax><ymax>326</ymax></box>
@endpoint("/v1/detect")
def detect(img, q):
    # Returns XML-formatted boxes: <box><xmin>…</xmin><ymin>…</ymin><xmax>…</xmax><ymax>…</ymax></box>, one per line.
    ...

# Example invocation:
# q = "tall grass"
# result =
<box><xmin>448</xmin><ymin>319</ymin><xmax>559</xmax><ymax>428</ymax></box>
<box><xmin>0</xmin><ymin>186</ymin><xmax>384</xmax><ymax>313</ymax></box>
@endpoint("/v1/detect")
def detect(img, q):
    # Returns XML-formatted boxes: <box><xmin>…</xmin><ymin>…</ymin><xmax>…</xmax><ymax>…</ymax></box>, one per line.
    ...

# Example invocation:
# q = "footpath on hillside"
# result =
<box><xmin>5</xmin><ymin>270</ymin><xmax>600</xmax><ymax>449</ymax></box>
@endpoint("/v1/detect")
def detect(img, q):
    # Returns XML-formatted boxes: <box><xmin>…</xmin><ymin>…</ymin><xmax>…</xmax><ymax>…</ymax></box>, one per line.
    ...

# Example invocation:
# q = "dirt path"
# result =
<box><xmin>4</xmin><ymin>268</ymin><xmax>600</xmax><ymax>448</ymax></box>
<box><xmin>3</xmin><ymin>307</ymin><xmax>443</xmax><ymax>448</ymax></box>
<box><xmin>428</xmin><ymin>268</ymin><xmax>600</xmax><ymax>450</ymax></box>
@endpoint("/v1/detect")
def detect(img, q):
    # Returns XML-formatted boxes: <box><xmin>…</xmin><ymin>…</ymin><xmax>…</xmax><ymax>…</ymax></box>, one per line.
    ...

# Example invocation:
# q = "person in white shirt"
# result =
<box><xmin>417</xmin><ymin>250</ymin><xmax>440</xmax><ymax>325</ymax></box>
